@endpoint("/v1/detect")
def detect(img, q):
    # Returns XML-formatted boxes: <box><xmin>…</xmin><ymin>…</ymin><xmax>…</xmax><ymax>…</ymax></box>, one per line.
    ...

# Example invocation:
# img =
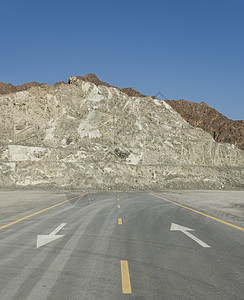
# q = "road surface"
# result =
<box><xmin>0</xmin><ymin>192</ymin><xmax>243</xmax><ymax>299</ymax></box>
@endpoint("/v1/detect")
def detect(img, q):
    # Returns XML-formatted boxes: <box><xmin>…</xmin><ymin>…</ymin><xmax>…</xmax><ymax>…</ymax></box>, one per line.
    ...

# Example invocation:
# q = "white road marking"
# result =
<box><xmin>170</xmin><ymin>223</ymin><xmax>210</xmax><ymax>248</ymax></box>
<box><xmin>36</xmin><ymin>223</ymin><xmax>66</xmax><ymax>248</ymax></box>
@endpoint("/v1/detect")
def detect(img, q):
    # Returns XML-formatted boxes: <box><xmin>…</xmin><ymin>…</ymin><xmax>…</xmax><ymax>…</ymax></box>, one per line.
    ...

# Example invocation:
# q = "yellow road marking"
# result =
<box><xmin>0</xmin><ymin>193</ymin><xmax>87</xmax><ymax>231</ymax></box>
<box><xmin>118</xmin><ymin>205</ymin><xmax>120</xmax><ymax>208</ymax></box>
<box><xmin>118</xmin><ymin>218</ymin><xmax>122</xmax><ymax>225</ymax></box>
<box><xmin>121</xmin><ymin>260</ymin><xmax>132</xmax><ymax>294</ymax></box>
<box><xmin>150</xmin><ymin>193</ymin><xmax>244</xmax><ymax>232</ymax></box>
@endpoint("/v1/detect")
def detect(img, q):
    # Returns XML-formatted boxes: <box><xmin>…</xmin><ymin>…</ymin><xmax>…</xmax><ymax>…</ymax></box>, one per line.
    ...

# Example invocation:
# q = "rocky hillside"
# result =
<box><xmin>165</xmin><ymin>99</ymin><xmax>244</xmax><ymax>151</ymax></box>
<box><xmin>0</xmin><ymin>74</ymin><xmax>146</xmax><ymax>98</ymax></box>
<box><xmin>76</xmin><ymin>73</ymin><xmax>146</xmax><ymax>97</ymax></box>
<box><xmin>0</xmin><ymin>81</ymin><xmax>40</xmax><ymax>95</ymax></box>
<box><xmin>74</xmin><ymin>75</ymin><xmax>244</xmax><ymax>151</ymax></box>
<box><xmin>79</xmin><ymin>76</ymin><xmax>244</xmax><ymax>151</ymax></box>
<box><xmin>2</xmin><ymin>75</ymin><xmax>243</xmax><ymax>153</ymax></box>
<box><xmin>0</xmin><ymin>76</ymin><xmax>243</xmax><ymax>190</ymax></box>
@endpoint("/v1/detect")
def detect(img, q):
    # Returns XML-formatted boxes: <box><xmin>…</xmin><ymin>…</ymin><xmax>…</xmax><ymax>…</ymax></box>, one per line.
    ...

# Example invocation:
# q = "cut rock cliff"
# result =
<box><xmin>0</xmin><ymin>75</ymin><xmax>243</xmax><ymax>190</ymax></box>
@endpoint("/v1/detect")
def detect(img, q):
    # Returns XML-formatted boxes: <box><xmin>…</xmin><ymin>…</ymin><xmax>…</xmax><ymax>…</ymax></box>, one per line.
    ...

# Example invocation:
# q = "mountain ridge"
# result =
<box><xmin>0</xmin><ymin>74</ymin><xmax>243</xmax><ymax>150</ymax></box>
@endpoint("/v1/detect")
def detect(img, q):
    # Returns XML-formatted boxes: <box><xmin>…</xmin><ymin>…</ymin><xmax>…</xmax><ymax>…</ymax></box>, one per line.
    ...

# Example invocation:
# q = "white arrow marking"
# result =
<box><xmin>170</xmin><ymin>223</ymin><xmax>210</xmax><ymax>248</ymax></box>
<box><xmin>36</xmin><ymin>223</ymin><xmax>66</xmax><ymax>248</ymax></box>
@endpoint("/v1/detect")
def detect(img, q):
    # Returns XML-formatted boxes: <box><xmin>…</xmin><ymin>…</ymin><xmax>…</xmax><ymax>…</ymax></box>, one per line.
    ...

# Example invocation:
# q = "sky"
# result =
<box><xmin>0</xmin><ymin>0</ymin><xmax>243</xmax><ymax>120</ymax></box>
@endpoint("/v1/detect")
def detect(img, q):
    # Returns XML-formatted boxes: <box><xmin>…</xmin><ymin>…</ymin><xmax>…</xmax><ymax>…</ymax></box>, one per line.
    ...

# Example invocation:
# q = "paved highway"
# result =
<box><xmin>0</xmin><ymin>192</ymin><xmax>243</xmax><ymax>299</ymax></box>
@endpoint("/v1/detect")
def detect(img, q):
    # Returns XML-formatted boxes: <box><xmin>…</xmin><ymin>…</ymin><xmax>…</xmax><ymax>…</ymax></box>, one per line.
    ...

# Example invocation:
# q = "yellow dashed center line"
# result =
<box><xmin>121</xmin><ymin>260</ymin><xmax>132</xmax><ymax>294</ymax></box>
<box><xmin>116</xmin><ymin>196</ymin><xmax>131</xmax><ymax>294</ymax></box>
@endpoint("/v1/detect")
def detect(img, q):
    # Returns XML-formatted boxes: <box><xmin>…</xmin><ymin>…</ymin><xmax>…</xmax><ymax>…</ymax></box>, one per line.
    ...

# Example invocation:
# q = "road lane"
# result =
<box><xmin>0</xmin><ymin>200</ymin><xmax>102</xmax><ymax>299</ymax></box>
<box><xmin>0</xmin><ymin>192</ymin><xmax>243</xmax><ymax>299</ymax></box>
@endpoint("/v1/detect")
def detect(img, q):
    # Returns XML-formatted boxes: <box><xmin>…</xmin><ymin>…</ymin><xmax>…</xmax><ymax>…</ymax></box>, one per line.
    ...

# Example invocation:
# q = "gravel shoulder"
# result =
<box><xmin>162</xmin><ymin>190</ymin><xmax>244</xmax><ymax>228</ymax></box>
<box><xmin>0</xmin><ymin>190</ymin><xmax>66</xmax><ymax>222</ymax></box>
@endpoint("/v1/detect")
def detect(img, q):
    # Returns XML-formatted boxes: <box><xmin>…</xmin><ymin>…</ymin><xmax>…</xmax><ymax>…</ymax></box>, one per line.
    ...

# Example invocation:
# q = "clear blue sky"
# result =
<box><xmin>1</xmin><ymin>0</ymin><xmax>243</xmax><ymax>120</ymax></box>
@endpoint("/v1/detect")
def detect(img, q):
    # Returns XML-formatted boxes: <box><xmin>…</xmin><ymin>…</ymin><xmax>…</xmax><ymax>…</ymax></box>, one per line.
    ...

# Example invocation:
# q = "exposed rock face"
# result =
<box><xmin>2</xmin><ymin>75</ymin><xmax>243</xmax><ymax>153</ymax></box>
<box><xmin>120</xmin><ymin>87</ymin><xmax>146</xmax><ymax>98</ymax></box>
<box><xmin>0</xmin><ymin>81</ymin><xmax>40</xmax><ymax>95</ymax></box>
<box><xmin>0</xmin><ymin>73</ymin><xmax>145</xmax><ymax>98</ymax></box>
<box><xmin>77</xmin><ymin>73</ymin><xmax>146</xmax><ymax>97</ymax></box>
<box><xmin>76</xmin><ymin>73</ymin><xmax>113</xmax><ymax>88</ymax></box>
<box><xmin>165</xmin><ymin>99</ymin><xmax>244</xmax><ymax>151</ymax></box>
<box><xmin>77</xmin><ymin>75</ymin><xmax>244</xmax><ymax>151</ymax></box>
<box><xmin>0</xmin><ymin>76</ymin><xmax>243</xmax><ymax>190</ymax></box>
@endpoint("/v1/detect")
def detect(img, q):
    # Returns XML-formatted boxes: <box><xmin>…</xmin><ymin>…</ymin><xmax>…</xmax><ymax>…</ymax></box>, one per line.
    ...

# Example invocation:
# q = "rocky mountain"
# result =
<box><xmin>2</xmin><ymin>75</ymin><xmax>243</xmax><ymax>153</ymax></box>
<box><xmin>76</xmin><ymin>73</ymin><xmax>146</xmax><ymax>97</ymax></box>
<box><xmin>0</xmin><ymin>81</ymin><xmax>40</xmax><ymax>95</ymax></box>
<box><xmin>0</xmin><ymin>74</ymin><xmax>146</xmax><ymax>98</ymax></box>
<box><xmin>0</xmin><ymin>76</ymin><xmax>243</xmax><ymax>190</ymax></box>
<box><xmin>165</xmin><ymin>99</ymin><xmax>244</xmax><ymax>151</ymax></box>
<box><xmin>73</xmin><ymin>75</ymin><xmax>244</xmax><ymax>151</ymax></box>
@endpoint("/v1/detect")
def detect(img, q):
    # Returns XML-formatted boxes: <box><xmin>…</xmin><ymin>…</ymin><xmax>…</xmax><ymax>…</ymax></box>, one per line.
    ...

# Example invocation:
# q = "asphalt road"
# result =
<box><xmin>0</xmin><ymin>192</ymin><xmax>243</xmax><ymax>300</ymax></box>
